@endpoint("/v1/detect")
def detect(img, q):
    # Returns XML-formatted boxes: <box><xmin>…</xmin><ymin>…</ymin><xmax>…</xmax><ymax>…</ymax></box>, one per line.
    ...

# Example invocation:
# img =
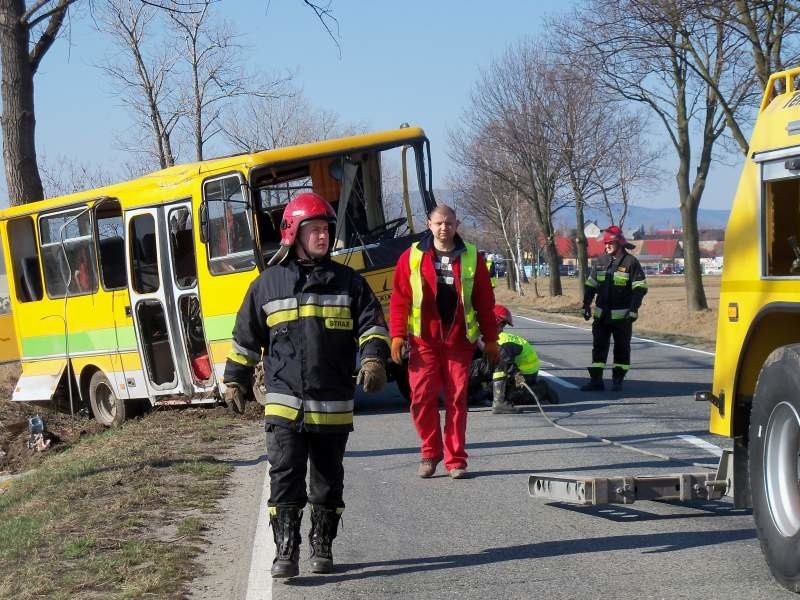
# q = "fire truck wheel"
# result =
<box><xmin>88</xmin><ymin>370</ymin><xmax>126</xmax><ymax>428</ymax></box>
<box><xmin>750</xmin><ymin>344</ymin><xmax>800</xmax><ymax>592</ymax></box>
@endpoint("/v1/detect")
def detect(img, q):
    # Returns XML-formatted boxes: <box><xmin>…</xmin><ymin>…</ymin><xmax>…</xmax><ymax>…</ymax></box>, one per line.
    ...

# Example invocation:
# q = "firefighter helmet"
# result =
<box><xmin>602</xmin><ymin>225</ymin><xmax>635</xmax><ymax>250</ymax></box>
<box><xmin>493</xmin><ymin>304</ymin><xmax>514</xmax><ymax>327</ymax></box>
<box><xmin>279</xmin><ymin>192</ymin><xmax>337</xmax><ymax>247</ymax></box>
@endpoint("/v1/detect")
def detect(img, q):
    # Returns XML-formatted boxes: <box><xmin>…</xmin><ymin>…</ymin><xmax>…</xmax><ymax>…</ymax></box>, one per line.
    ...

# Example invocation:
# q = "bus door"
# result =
<box><xmin>165</xmin><ymin>203</ymin><xmax>216</xmax><ymax>394</ymax></box>
<box><xmin>125</xmin><ymin>208</ymin><xmax>187</xmax><ymax>398</ymax></box>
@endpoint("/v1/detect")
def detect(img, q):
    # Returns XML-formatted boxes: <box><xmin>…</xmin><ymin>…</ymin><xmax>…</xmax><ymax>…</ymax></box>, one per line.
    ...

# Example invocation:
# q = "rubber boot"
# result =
<box><xmin>269</xmin><ymin>506</ymin><xmax>302</xmax><ymax>579</ymax></box>
<box><xmin>611</xmin><ymin>367</ymin><xmax>626</xmax><ymax>392</ymax></box>
<box><xmin>309</xmin><ymin>505</ymin><xmax>342</xmax><ymax>574</ymax></box>
<box><xmin>580</xmin><ymin>367</ymin><xmax>604</xmax><ymax>392</ymax></box>
<box><xmin>491</xmin><ymin>378</ymin><xmax>521</xmax><ymax>414</ymax></box>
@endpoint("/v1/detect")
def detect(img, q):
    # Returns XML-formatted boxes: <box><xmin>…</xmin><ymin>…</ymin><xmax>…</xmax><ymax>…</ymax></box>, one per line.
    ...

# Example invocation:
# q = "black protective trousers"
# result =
<box><xmin>266</xmin><ymin>423</ymin><xmax>349</xmax><ymax>510</ymax></box>
<box><xmin>591</xmin><ymin>318</ymin><xmax>633</xmax><ymax>369</ymax></box>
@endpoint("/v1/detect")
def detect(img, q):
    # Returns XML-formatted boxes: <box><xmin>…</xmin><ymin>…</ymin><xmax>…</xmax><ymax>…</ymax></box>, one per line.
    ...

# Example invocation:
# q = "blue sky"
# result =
<box><xmin>2</xmin><ymin>0</ymin><xmax>741</xmax><ymax>210</ymax></box>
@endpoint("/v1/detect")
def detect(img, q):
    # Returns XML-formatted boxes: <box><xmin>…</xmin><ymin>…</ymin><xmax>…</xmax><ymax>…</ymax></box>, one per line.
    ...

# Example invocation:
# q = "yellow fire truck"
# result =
<box><xmin>0</xmin><ymin>126</ymin><xmax>435</xmax><ymax>426</ymax></box>
<box><xmin>529</xmin><ymin>67</ymin><xmax>800</xmax><ymax>593</ymax></box>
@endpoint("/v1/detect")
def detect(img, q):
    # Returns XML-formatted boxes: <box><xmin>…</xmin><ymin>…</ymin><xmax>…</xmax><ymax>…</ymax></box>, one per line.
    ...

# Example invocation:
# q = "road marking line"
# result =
<box><xmin>516</xmin><ymin>315</ymin><xmax>715</xmax><ymax>357</ymax></box>
<box><xmin>246</xmin><ymin>461</ymin><xmax>273</xmax><ymax>600</ymax></box>
<box><xmin>677</xmin><ymin>434</ymin><xmax>723</xmax><ymax>457</ymax></box>
<box><xmin>538</xmin><ymin>370</ymin><xmax>578</xmax><ymax>389</ymax></box>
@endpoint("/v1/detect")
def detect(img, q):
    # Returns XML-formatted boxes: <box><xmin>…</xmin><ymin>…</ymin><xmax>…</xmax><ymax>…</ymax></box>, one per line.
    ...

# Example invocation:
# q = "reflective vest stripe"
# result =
<box><xmin>407</xmin><ymin>243</ymin><xmax>480</xmax><ymax>343</ymax></box>
<box><xmin>498</xmin><ymin>331</ymin><xmax>540</xmax><ymax>374</ymax></box>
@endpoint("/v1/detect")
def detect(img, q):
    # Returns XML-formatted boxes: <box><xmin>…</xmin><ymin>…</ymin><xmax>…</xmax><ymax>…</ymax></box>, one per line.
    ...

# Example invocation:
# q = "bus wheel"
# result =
<box><xmin>89</xmin><ymin>371</ymin><xmax>126</xmax><ymax>428</ymax></box>
<box><xmin>750</xmin><ymin>344</ymin><xmax>800</xmax><ymax>592</ymax></box>
<box><xmin>389</xmin><ymin>362</ymin><xmax>411</xmax><ymax>405</ymax></box>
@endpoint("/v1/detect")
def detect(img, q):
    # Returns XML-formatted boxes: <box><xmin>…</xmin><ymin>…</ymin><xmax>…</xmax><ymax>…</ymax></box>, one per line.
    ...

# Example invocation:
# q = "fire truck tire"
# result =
<box><xmin>88</xmin><ymin>370</ymin><xmax>126</xmax><ymax>428</ymax></box>
<box><xmin>750</xmin><ymin>344</ymin><xmax>800</xmax><ymax>592</ymax></box>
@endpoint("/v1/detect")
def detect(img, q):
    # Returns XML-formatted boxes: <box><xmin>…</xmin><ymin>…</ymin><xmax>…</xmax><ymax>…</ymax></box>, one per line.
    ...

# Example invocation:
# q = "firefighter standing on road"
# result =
<box><xmin>222</xmin><ymin>192</ymin><xmax>390</xmax><ymax>579</ymax></box>
<box><xmin>581</xmin><ymin>225</ymin><xmax>647</xmax><ymax>392</ymax></box>
<box><xmin>389</xmin><ymin>204</ymin><xmax>498</xmax><ymax>480</ymax></box>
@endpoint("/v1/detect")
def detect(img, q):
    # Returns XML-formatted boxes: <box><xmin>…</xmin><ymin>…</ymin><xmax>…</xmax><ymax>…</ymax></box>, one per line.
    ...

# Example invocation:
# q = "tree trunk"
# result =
<box><xmin>545</xmin><ymin>239</ymin><xmax>562</xmax><ymax>296</ymax></box>
<box><xmin>574</xmin><ymin>199</ymin><xmax>588</xmax><ymax>287</ymax></box>
<box><xmin>0</xmin><ymin>0</ymin><xmax>44</xmax><ymax>205</ymax></box>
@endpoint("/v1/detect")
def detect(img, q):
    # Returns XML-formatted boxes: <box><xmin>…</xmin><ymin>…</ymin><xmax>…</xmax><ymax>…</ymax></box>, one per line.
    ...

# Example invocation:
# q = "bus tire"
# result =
<box><xmin>749</xmin><ymin>344</ymin><xmax>800</xmax><ymax>592</ymax></box>
<box><xmin>88</xmin><ymin>370</ymin><xmax>126</xmax><ymax>428</ymax></box>
<box><xmin>390</xmin><ymin>362</ymin><xmax>411</xmax><ymax>405</ymax></box>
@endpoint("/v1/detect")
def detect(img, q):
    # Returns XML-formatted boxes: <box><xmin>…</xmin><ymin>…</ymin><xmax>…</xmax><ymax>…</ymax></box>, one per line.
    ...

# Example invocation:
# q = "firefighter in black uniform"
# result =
<box><xmin>223</xmin><ymin>192</ymin><xmax>390</xmax><ymax>579</ymax></box>
<box><xmin>581</xmin><ymin>225</ymin><xmax>647</xmax><ymax>392</ymax></box>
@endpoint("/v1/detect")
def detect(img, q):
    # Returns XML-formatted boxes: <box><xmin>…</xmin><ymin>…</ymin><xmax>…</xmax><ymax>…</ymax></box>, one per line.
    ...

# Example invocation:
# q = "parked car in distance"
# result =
<box><xmin>659</xmin><ymin>265</ymin><xmax>673</xmax><ymax>275</ymax></box>
<box><xmin>643</xmin><ymin>265</ymin><xmax>658</xmax><ymax>275</ymax></box>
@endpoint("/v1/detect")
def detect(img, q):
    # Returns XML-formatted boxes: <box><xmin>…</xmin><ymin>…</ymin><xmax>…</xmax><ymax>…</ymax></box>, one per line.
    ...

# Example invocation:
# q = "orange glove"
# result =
<box><xmin>391</xmin><ymin>337</ymin><xmax>406</xmax><ymax>364</ymax></box>
<box><xmin>484</xmin><ymin>340</ymin><xmax>500</xmax><ymax>366</ymax></box>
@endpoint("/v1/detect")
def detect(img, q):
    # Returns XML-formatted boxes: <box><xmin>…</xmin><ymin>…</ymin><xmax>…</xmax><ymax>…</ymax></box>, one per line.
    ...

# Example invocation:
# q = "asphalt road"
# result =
<box><xmin>192</xmin><ymin>316</ymin><xmax>794</xmax><ymax>600</ymax></box>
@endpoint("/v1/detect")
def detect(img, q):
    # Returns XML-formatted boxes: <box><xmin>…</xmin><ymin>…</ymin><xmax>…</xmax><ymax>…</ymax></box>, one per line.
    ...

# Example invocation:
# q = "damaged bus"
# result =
<box><xmin>0</xmin><ymin>126</ymin><xmax>435</xmax><ymax>426</ymax></box>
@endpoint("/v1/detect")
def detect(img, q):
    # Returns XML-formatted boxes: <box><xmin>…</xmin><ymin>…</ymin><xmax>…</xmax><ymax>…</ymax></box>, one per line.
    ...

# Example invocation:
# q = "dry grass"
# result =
<box><xmin>0</xmin><ymin>408</ymin><xmax>247</xmax><ymax>599</ymax></box>
<box><xmin>494</xmin><ymin>274</ymin><xmax>720</xmax><ymax>350</ymax></box>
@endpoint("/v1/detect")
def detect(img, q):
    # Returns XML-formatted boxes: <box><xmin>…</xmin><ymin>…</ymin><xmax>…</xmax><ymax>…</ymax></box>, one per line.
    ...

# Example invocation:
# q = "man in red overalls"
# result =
<box><xmin>389</xmin><ymin>204</ymin><xmax>498</xmax><ymax>479</ymax></box>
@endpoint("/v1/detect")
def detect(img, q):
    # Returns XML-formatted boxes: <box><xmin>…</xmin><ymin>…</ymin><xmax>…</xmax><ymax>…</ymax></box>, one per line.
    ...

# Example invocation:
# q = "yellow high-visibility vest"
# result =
<box><xmin>408</xmin><ymin>243</ymin><xmax>480</xmax><ymax>342</ymax></box>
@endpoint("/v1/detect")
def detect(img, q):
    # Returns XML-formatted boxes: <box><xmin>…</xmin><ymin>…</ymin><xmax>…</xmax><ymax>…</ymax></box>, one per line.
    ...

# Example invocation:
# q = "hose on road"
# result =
<box><xmin>520</xmin><ymin>382</ymin><xmax>717</xmax><ymax>471</ymax></box>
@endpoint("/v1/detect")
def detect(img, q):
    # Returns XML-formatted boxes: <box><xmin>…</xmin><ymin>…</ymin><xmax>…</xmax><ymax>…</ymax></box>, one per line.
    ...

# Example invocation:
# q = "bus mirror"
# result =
<box><xmin>199</xmin><ymin>202</ymin><xmax>208</xmax><ymax>243</ymax></box>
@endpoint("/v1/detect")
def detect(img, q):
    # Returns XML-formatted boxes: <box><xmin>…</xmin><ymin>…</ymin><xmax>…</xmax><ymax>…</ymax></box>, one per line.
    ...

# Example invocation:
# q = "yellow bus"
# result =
<box><xmin>0</xmin><ymin>126</ymin><xmax>435</xmax><ymax>426</ymax></box>
<box><xmin>0</xmin><ymin>236</ymin><xmax>20</xmax><ymax>363</ymax></box>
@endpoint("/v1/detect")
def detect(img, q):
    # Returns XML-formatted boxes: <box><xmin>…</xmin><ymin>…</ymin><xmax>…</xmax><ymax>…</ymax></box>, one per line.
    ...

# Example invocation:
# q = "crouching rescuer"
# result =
<box><xmin>223</xmin><ymin>192</ymin><xmax>390</xmax><ymax>579</ymax></box>
<box><xmin>470</xmin><ymin>304</ymin><xmax>559</xmax><ymax>413</ymax></box>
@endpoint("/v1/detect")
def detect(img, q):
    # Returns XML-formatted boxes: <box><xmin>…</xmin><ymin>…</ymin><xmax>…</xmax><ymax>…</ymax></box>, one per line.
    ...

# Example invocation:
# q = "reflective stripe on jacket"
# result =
<box><xmin>584</xmin><ymin>251</ymin><xmax>647</xmax><ymax>320</ymax></box>
<box><xmin>223</xmin><ymin>256</ymin><xmax>389</xmax><ymax>432</ymax></box>
<box><xmin>407</xmin><ymin>242</ymin><xmax>480</xmax><ymax>343</ymax></box>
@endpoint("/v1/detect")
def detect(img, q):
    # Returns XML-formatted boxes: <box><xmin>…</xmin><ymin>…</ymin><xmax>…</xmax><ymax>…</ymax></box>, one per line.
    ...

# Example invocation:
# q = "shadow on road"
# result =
<box><xmin>283</xmin><ymin>527</ymin><xmax>756</xmax><ymax>586</ymax></box>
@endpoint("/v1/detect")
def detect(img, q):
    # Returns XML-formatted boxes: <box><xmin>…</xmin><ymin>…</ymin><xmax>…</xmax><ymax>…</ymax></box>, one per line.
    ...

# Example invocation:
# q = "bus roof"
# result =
<box><xmin>0</xmin><ymin>125</ymin><xmax>428</xmax><ymax>218</ymax></box>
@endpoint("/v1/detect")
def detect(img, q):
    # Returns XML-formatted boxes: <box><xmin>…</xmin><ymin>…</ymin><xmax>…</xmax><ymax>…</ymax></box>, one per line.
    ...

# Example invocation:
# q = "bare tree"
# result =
<box><xmin>168</xmin><ymin>1</ymin><xmax>289</xmax><ymax>160</ymax></box>
<box><xmin>222</xmin><ymin>87</ymin><xmax>341</xmax><ymax>152</ymax></box>
<box><xmin>39</xmin><ymin>153</ymin><xmax>115</xmax><ymax>196</ymax></box>
<box><xmin>96</xmin><ymin>0</ymin><xmax>180</xmax><ymax>169</ymax></box>
<box><xmin>0</xmin><ymin>0</ymin><xmax>338</xmax><ymax>204</ymax></box>
<box><xmin>557</xmin><ymin>0</ymin><xmax>754</xmax><ymax>311</ymax></box>
<box><xmin>451</xmin><ymin>40</ymin><xmax>569</xmax><ymax>296</ymax></box>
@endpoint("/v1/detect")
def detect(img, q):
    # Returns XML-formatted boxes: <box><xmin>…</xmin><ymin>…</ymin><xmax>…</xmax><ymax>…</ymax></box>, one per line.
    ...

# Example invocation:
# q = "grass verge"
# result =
<box><xmin>0</xmin><ymin>409</ymin><xmax>246</xmax><ymax>600</ymax></box>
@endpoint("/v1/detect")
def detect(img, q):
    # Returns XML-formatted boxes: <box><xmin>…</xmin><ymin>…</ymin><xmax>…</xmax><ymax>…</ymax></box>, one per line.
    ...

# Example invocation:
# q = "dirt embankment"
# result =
<box><xmin>0</xmin><ymin>362</ymin><xmax>105</xmax><ymax>475</ymax></box>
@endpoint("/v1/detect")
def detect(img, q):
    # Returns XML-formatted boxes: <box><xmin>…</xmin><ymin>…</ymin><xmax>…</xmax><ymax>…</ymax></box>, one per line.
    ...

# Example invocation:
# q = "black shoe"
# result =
<box><xmin>580</xmin><ymin>380</ymin><xmax>605</xmax><ymax>392</ymax></box>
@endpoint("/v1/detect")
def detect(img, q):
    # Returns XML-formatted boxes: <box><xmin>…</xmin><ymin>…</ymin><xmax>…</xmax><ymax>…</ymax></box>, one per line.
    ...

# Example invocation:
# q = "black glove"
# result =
<box><xmin>223</xmin><ymin>382</ymin><xmax>248</xmax><ymax>414</ymax></box>
<box><xmin>582</xmin><ymin>305</ymin><xmax>592</xmax><ymax>321</ymax></box>
<box><xmin>357</xmin><ymin>358</ymin><xmax>387</xmax><ymax>393</ymax></box>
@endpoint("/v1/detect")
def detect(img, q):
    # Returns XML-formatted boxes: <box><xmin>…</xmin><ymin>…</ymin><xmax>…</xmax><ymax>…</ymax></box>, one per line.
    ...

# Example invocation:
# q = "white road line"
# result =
<box><xmin>538</xmin><ymin>369</ymin><xmax>578</xmax><ymax>389</ymax></box>
<box><xmin>246</xmin><ymin>462</ymin><xmax>273</xmax><ymax>600</ymax></box>
<box><xmin>516</xmin><ymin>314</ymin><xmax>715</xmax><ymax>357</ymax></box>
<box><xmin>677</xmin><ymin>434</ymin><xmax>723</xmax><ymax>457</ymax></box>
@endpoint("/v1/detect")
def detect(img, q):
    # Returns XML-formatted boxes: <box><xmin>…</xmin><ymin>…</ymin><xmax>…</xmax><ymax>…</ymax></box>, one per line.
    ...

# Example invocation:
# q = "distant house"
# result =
<box><xmin>583</xmin><ymin>220</ymin><xmax>602</xmax><ymax>239</ymax></box>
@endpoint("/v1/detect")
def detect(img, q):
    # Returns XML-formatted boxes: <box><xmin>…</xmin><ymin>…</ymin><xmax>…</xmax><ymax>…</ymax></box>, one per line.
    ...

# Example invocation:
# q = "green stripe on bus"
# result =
<box><xmin>204</xmin><ymin>314</ymin><xmax>236</xmax><ymax>341</ymax></box>
<box><xmin>21</xmin><ymin>326</ymin><xmax>137</xmax><ymax>357</ymax></box>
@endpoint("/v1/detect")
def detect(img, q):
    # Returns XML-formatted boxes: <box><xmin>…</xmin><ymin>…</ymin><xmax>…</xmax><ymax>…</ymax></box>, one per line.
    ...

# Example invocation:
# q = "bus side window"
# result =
<box><xmin>96</xmin><ymin>202</ymin><xmax>127</xmax><ymax>290</ymax></box>
<box><xmin>20</xmin><ymin>257</ymin><xmax>43</xmax><ymax>302</ymax></box>
<box><xmin>8</xmin><ymin>216</ymin><xmax>43</xmax><ymax>303</ymax></box>
<box><xmin>99</xmin><ymin>237</ymin><xmax>126</xmax><ymax>289</ymax></box>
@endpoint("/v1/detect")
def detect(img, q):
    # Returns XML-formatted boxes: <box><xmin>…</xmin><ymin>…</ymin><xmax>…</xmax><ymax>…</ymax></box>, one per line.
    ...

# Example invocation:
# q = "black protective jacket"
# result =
<box><xmin>583</xmin><ymin>252</ymin><xmax>648</xmax><ymax>321</ymax></box>
<box><xmin>223</xmin><ymin>255</ymin><xmax>390</xmax><ymax>432</ymax></box>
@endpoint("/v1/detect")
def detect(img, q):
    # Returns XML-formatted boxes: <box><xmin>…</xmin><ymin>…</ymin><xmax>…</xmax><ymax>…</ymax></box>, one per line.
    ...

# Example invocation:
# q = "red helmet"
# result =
<box><xmin>279</xmin><ymin>192</ymin><xmax>336</xmax><ymax>246</ymax></box>
<box><xmin>602</xmin><ymin>225</ymin><xmax>635</xmax><ymax>249</ymax></box>
<box><xmin>493</xmin><ymin>304</ymin><xmax>513</xmax><ymax>327</ymax></box>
